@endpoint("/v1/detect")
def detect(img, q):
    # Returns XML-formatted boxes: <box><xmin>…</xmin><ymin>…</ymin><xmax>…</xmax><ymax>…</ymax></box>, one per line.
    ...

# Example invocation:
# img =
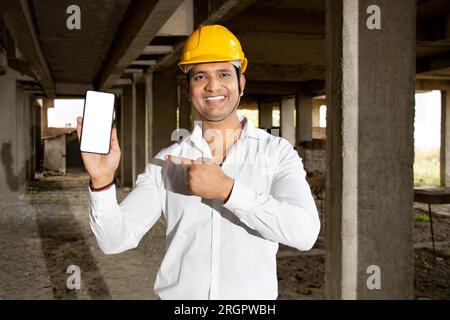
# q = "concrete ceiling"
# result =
<box><xmin>253</xmin><ymin>0</ymin><xmax>325</xmax><ymax>11</ymax></box>
<box><xmin>1</xmin><ymin>0</ymin><xmax>450</xmax><ymax>98</ymax></box>
<box><xmin>31</xmin><ymin>0</ymin><xmax>130</xmax><ymax>84</ymax></box>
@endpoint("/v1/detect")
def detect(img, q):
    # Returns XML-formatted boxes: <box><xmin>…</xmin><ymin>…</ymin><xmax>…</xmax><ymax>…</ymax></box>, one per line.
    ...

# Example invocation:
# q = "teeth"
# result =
<box><xmin>205</xmin><ymin>96</ymin><xmax>225</xmax><ymax>101</ymax></box>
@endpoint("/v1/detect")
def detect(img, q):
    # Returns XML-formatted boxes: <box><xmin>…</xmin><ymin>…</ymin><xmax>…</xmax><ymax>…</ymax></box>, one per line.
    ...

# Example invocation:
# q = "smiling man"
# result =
<box><xmin>77</xmin><ymin>24</ymin><xmax>320</xmax><ymax>300</ymax></box>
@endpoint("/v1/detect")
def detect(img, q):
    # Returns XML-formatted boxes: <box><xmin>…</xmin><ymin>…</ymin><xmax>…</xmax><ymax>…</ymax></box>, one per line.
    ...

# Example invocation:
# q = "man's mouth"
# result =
<box><xmin>205</xmin><ymin>95</ymin><xmax>226</xmax><ymax>102</ymax></box>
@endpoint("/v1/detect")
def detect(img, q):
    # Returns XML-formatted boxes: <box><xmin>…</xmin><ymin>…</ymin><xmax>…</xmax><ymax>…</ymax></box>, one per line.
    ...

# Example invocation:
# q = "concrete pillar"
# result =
<box><xmin>144</xmin><ymin>70</ymin><xmax>154</xmax><ymax>164</ymax></box>
<box><xmin>120</xmin><ymin>84</ymin><xmax>133</xmax><ymax>188</ymax></box>
<box><xmin>28</xmin><ymin>96</ymin><xmax>36</xmax><ymax>180</ymax></box>
<box><xmin>131</xmin><ymin>76</ymin><xmax>137</xmax><ymax>188</ymax></box>
<box><xmin>258</xmin><ymin>100</ymin><xmax>272</xmax><ymax>129</ymax></box>
<box><xmin>153</xmin><ymin>65</ymin><xmax>178</xmax><ymax>155</ymax></box>
<box><xmin>16</xmin><ymin>86</ymin><xmax>29</xmax><ymax>189</ymax></box>
<box><xmin>34</xmin><ymin>101</ymin><xmax>42</xmax><ymax>174</ymax></box>
<box><xmin>41</xmin><ymin>98</ymin><xmax>53</xmax><ymax>138</ymax></box>
<box><xmin>179</xmin><ymin>84</ymin><xmax>192</xmax><ymax>132</ymax></box>
<box><xmin>0</xmin><ymin>68</ymin><xmax>29</xmax><ymax>201</ymax></box>
<box><xmin>296</xmin><ymin>92</ymin><xmax>313</xmax><ymax>145</ymax></box>
<box><xmin>29</xmin><ymin>98</ymin><xmax>38</xmax><ymax>178</ymax></box>
<box><xmin>312</xmin><ymin>103</ymin><xmax>321</xmax><ymax>128</ymax></box>
<box><xmin>441</xmin><ymin>91</ymin><xmax>450</xmax><ymax>187</ymax></box>
<box><xmin>135</xmin><ymin>80</ymin><xmax>146</xmax><ymax>180</ymax></box>
<box><xmin>281</xmin><ymin>97</ymin><xmax>296</xmax><ymax>146</ymax></box>
<box><xmin>325</xmin><ymin>0</ymin><xmax>415</xmax><ymax>299</ymax></box>
<box><xmin>114</xmin><ymin>90</ymin><xmax>123</xmax><ymax>187</ymax></box>
<box><xmin>0</xmin><ymin>72</ymin><xmax>16</xmax><ymax>201</ymax></box>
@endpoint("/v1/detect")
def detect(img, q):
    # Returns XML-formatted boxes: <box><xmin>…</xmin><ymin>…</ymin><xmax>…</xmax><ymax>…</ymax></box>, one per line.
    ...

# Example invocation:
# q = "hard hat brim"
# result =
<box><xmin>178</xmin><ymin>55</ymin><xmax>247</xmax><ymax>73</ymax></box>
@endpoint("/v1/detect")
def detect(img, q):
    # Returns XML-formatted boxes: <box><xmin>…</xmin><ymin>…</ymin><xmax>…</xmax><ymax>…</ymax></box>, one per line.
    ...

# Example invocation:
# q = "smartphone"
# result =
<box><xmin>79</xmin><ymin>90</ymin><xmax>116</xmax><ymax>155</ymax></box>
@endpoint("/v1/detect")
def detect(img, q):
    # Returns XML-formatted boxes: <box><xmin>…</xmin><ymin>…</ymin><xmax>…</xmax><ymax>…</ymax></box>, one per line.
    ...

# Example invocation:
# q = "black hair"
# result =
<box><xmin>234</xmin><ymin>65</ymin><xmax>242</xmax><ymax>95</ymax></box>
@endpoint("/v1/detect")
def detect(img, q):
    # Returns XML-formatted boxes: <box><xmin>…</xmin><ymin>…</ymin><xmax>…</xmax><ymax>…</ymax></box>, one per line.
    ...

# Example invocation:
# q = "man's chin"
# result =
<box><xmin>199</xmin><ymin>110</ymin><xmax>233</xmax><ymax>122</ymax></box>
<box><xmin>201</xmin><ymin>115</ymin><xmax>229</xmax><ymax>122</ymax></box>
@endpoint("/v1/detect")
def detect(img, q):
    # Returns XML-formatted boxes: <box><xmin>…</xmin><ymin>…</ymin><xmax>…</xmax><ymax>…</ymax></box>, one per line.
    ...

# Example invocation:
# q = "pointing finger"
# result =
<box><xmin>165</xmin><ymin>155</ymin><xmax>195</xmax><ymax>167</ymax></box>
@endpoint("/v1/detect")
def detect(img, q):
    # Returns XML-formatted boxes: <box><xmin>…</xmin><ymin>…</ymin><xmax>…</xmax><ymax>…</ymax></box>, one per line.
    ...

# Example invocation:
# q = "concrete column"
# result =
<box><xmin>16</xmin><ymin>86</ymin><xmax>29</xmax><ymax>190</ymax></box>
<box><xmin>153</xmin><ymin>65</ymin><xmax>178</xmax><ymax>155</ymax></box>
<box><xmin>258</xmin><ymin>100</ymin><xmax>272</xmax><ymax>129</ymax></box>
<box><xmin>114</xmin><ymin>90</ymin><xmax>124</xmax><ymax>187</ymax></box>
<box><xmin>281</xmin><ymin>97</ymin><xmax>296</xmax><ymax>146</ymax></box>
<box><xmin>41</xmin><ymin>98</ymin><xmax>53</xmax><ymax>138</ymax></box>
<box><xmin>131</xmin><ymin>76</ymin><xmax>137</xmax><ymax>188</ymax></box>
<box><xmin>34</xmin><ymin>101</ymin><xmax>42</xmax><ymax>174</ymax></box>
<box><xmin>28</xmin><ymin>96</ymin><xmax>36</xmax><ymax>180</ymax></box>
<box><xmin>312</xmin><ymin>103</ymin><xmax>321</xmax><ymax>128</ymax></box>
<box><xmin>325</xmin><ymin>0</ymin><xmax>415</xmax><ymax>299</ymax></box>
<box><xmin>120</xmin><ymin>84</ymin><xmax>133</xmax><ymax>188</ymax></box>
<box><xmin>0</xmin><ymin>69</ymin><xmax>19</xmax><ymax>200</ymax></box>
<box><xmin>296</xmin><ymin>92</ymin><xmax>313</xmax><ymax>145</ymax></box>
<box><xmin>144</xmin><ymin>70</ymin><xmax>154</xmax><ymax>164</ymax></box>
<box><xmin>441</xmin><ymin>91</ymin><xmax>450</xmax><ymax>187</ymax></box>
<box><xmin>179</xmin><ymin>84</ymin><xmax>192</xmax><ymax>132</ymax></box>
<box><xmin>135</xmin><ymin>80</ymin><xmax>146</xmax><ymax>179</ymax></box>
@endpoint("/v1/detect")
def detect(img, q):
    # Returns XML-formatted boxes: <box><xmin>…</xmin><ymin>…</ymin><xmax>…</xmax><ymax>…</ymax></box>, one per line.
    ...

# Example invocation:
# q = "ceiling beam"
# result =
<box><xmin>156</xmin><ymin>0</ymin><xmax>257</xmax><ymax>70</ymax></box>
<box><xmin>417</xmin><ymin>15</ymin><xmax>450</xmax><ymax>41</ymax></box>
<box><xmin>417</xmin><ymin>51</ymin><xmax>450</xmax><ymax>73</ymax></box>
<box><xmin>416</xmin><ymin>70</ymin><xmax>450</xmax><ymax>80</ymax></box>
<box><xmin>3</xmin><ymin>0</ymin><xmax>55</xmax><ymax>97</ymax></box>
<box><xmin>416</xmin><ymin>79</ymin><xmax>450</xmax><ymax>91</ymax></box>
<box><xmin>94</xmin><ymin>0</ymin><xmax>185</xmax><ymax>90</ymax></box>
<box><xmin>157</xmin><ymin>0</ymin><xmax>193</xmax><ymax>36</ymax></box>
<box><xmin>131</xmin><ymin>60</ymin><xmax>157</xmax><ymax>66</ymax></box>
<box><xmin>143</xmin><ymin>45</ymin><xmax>173</xmax><ymax>55</ymax></box>
<box><xmin>245</xmin><ymin>64</ymin><xmax>325</xmax><ymax>82</ymax></box>
<box><xmin>244</xmin><ymin>79</ymin><xmax>325</xmax><ymax>96</ymax></box>
<box><xmin>196</xmin><ymin>0</ymin><xmax>260</xmax><ymax>25</ymax></box>
<box><xmin>226</xmin><ymin>8</ymin><xmax>325</xmax><ymax>35</ymax></box>
<box><xmin>244</xmin><ymin>81</ymin><xmax>301</xmax><ymax>95</ymax></box>
<box><xmin>55</xmin><ymin>83</ymin><xmax>93</xmax><ymax>96</ymax></box>
<box><xmin>236</xmin><ymin>32</ymin><xmax>325</xmax><ymax>66</ymax></box>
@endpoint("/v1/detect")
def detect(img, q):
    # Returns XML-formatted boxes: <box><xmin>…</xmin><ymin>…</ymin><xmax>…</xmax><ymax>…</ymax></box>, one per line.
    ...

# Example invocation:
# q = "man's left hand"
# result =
<box><xmin>165</xmin><ymin>155</ymin><xmax>234</xmax><ymax>201</ymax></box>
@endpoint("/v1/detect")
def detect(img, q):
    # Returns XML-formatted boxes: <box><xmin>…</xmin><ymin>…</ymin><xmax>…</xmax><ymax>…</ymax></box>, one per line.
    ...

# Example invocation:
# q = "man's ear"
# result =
<box><xmin>240</xmin><ymin>74</ymin><xmax>246</xmax><ymax>96</ymax></box>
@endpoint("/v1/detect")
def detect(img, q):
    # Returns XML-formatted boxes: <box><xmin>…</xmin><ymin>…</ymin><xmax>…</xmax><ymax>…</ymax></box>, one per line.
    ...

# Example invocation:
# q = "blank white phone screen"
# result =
<box><xmin>80</xmin><ymin>90</ymin><xmax>115</xmax><ymax>155</ymax></box>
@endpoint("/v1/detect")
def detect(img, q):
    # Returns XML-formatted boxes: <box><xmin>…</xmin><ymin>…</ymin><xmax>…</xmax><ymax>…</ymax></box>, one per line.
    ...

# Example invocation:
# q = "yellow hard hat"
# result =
<box><xmin>178</xmin><ymin>24</ymin><xmax>247</xmax><ymax>73</ymax></box>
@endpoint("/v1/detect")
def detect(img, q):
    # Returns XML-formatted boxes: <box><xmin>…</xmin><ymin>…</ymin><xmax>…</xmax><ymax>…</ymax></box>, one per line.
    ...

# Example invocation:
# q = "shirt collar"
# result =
<box><xmin>188</xmin><ymin>115</ymin><xmax>258</xmax><ymax>151</ymax></box>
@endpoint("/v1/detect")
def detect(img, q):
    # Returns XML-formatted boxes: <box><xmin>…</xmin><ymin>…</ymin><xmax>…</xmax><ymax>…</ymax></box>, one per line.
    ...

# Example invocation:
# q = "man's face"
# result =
<box><xmin>188</xmin><ymin>61</ymin><xmax>245</xmax><ymax>122</ymax></box>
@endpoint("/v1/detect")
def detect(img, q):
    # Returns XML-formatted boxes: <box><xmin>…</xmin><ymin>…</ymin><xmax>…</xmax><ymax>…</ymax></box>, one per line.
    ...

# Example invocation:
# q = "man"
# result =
<box><xmin>77</xmin><ymin>25</ymin><xmax>320</xmax><ymax>300</ymax></box>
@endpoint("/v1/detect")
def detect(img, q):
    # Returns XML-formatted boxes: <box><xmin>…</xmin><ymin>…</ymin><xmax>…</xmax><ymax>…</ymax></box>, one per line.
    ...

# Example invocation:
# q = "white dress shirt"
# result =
<box><xmin>88</xmin><ymin>117</ymin><xmax>320</xmax><ymax>300</ymax></box>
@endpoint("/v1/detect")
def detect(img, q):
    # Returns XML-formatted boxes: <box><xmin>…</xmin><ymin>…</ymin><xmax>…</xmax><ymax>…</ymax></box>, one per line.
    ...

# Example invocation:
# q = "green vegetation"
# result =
<box><xmin>420</xmin><ymin>255</ymin><xmax>433</xmax><ymax>270</ymax></box>
<box><xmin>414</xmin><ymin>147</ymin><xmax>440</xmax><ymax>187</ymax></box>
<box><xmin>415</xmin><ymin>210</ymin><xmax>430</xmax><ymax>222</ymax></box>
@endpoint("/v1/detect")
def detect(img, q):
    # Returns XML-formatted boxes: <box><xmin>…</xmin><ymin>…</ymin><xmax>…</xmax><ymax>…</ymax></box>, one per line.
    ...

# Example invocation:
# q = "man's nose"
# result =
<box><xmin>204</xmin><ymin>77</ymin><xmax>221</xmax><ymax>92</ymax></box>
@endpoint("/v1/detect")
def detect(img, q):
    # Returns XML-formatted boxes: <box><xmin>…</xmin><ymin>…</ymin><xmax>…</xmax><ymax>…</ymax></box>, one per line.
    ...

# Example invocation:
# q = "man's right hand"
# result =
<box><xmin>76</xmin><ymin>116</ymin><xmax>121</xmax><ymax>188</ymax></box>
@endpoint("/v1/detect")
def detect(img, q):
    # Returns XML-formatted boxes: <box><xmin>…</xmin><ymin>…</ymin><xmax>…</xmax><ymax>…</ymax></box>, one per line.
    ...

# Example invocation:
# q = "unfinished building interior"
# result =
<box><xmin>0</xmin><ymin>0</ymin><xmax>449</xmax><ymax>299</ymax></box>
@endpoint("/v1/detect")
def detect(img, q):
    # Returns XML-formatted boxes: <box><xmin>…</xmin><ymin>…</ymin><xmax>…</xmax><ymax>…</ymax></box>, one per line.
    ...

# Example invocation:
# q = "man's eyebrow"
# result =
<box><xmin>192</xmin><ymin>68</ymin><xmax>234</xmax><ymax>75</ymax></box>
<box><xmin>191</xmin><ymin>70</ymin><xmax>206</xmax><ymax>77</ymax></box>
<box><xmin>216</xmin><ymin>68</ymin><xmax>234</xmax><ymax>73</ymax></box>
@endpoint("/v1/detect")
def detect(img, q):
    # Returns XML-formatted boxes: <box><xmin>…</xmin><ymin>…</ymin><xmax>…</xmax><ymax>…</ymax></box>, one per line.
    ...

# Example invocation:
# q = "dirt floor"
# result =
<box><xmin>0</xmin><ymin>168</ymin><xmax>449</xmax><ymax>299</ymax></box>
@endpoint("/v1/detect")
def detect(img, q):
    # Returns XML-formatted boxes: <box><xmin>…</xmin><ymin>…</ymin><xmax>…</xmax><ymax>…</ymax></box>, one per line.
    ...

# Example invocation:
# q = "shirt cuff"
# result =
<box><xmin>223</xmin><ymin>180</ymin><xmax>258</xmax><ymax>216</ymax></box>
<box><xmin>88</xmin><ymin>184</ymin><xmax>117</xmax><ymax>218</ymax></box>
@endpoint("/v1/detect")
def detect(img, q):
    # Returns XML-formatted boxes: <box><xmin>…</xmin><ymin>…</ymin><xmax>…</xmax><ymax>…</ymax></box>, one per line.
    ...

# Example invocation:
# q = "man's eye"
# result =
<box><xmin>220</xmin><ymin>73</ymin><xmax>231</xmax><ymax>78</ymax></box>
<box><xmin>194</xmin><ymin>74</ymin><xmax>206</xmax><ymax>81</ymax></box>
